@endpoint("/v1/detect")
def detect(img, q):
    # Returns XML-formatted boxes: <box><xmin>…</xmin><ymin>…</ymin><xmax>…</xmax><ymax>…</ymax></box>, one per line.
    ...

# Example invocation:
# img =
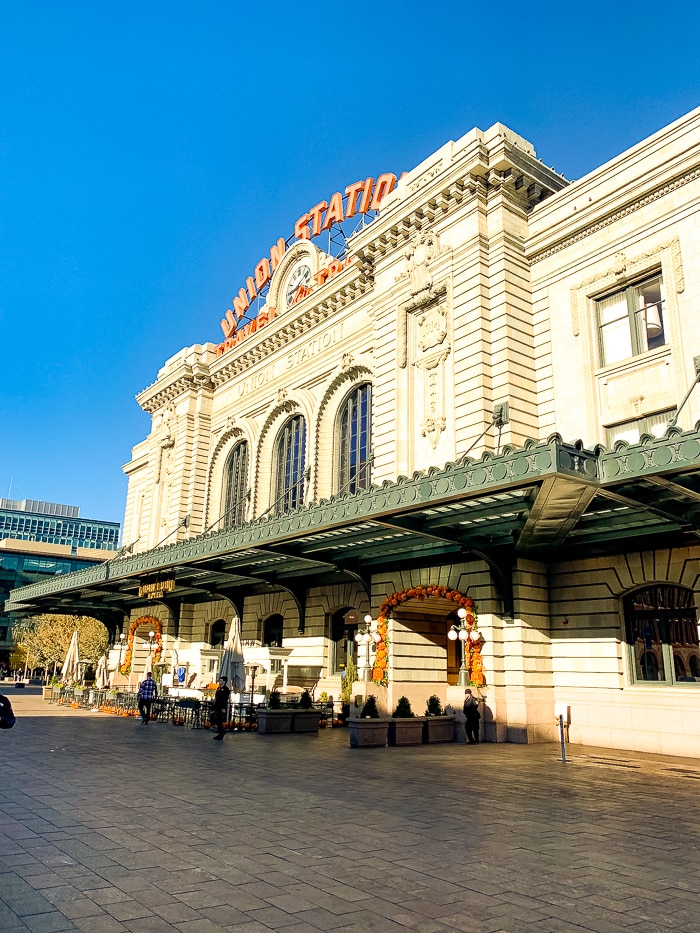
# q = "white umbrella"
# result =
<box><xmin>220</xmin><ymin>617</ymin><xmax>245</xmax><ymax>692</ymax></box>
<box><xmin>61</xmin><ymin>630</ymin><xmax>80</xmax><ymax>684</ymax></box>
<box><xmin>95</xmin><ymin>654</ymin><xmax>109</xmax><ymax>689</ymax></box>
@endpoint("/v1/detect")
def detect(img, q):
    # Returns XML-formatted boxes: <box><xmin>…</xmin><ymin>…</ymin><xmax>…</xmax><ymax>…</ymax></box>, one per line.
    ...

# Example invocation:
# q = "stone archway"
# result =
<box><xmin>372</xmin><ymin>585</ymin><xmax>483</xmax><ymax>690</ymax></box>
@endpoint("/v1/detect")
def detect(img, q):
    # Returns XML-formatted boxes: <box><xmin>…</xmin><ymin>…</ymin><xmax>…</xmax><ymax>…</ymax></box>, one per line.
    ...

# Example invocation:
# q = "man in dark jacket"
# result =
<box><xmin>212</xmin><ymin>676</ymin><xmax>231</xmax><ymax>740</ymax></box>
<box><xmin>463</xmin><ymin>688</ymin><xmax>481</xmax><ymax>744</ymax></box>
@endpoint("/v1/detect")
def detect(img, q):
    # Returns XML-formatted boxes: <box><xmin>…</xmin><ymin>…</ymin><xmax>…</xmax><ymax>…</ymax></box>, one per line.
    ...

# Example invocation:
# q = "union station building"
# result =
<box><xmin>8</xmin><ymin>107</ymin><xmax>700</xmax><ymax>757</ymax></box>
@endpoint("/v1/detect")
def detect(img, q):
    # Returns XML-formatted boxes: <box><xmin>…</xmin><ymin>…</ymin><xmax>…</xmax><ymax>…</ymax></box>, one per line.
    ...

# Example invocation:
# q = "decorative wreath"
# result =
<box><xmin>371</xmin><ymin>585</ymin><xmax>483</xmax><ymax>686</ymax></box>
<box><xmin>119</xmin><ymin>616</ymin><xmax>163</xmax><ymax>675</ymax></box>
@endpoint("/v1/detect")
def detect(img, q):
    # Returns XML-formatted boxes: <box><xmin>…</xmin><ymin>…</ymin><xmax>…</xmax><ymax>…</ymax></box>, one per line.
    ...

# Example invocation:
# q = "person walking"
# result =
<box><xmin>212</xmin><ymin>675</ymin><xmax>230</xmax><ymax>740</ymax></box>
<box><xmin>463</xmin><ymin>688</ymin><xmax>481</xmax><ymax>744</ymax></box>
<box><xmin>137</xmin><ymin>671</ymin><xmax>158</xmax><ymax>725</ymax></box>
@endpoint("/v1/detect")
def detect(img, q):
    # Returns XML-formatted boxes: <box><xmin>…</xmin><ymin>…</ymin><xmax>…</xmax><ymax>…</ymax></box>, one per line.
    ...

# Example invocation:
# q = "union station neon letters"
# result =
<box><xmin>215</xmin><ymin>173</ymin><xmax>398</xmax><ymax>357</ymax></box>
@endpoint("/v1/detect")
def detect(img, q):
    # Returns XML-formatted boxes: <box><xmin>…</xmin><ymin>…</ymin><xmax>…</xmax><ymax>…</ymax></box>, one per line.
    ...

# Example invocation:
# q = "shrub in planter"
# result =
<box><xmin>361</xmin><ymin>695</ymin><xmax>380</xmax><ymax>718</ymax></box>
<box><xmin>268</xmin><ymin>690</ymin><xmax>282</xmax><ymax>709</ymax></box>
<box><xmin>392</xmin><ymin>696</ymin><xmax>414</xmax><ymax>718</ymax></box>
<box><xmin>389</xmin><ymin>696</ymin><xmax>424</xmax><ymax>747</ymax></box>
<box><xmin>423</xmin><ymin>694</ymin><xmax>454</xmax><ymax>744</ymax></box>
<box><xmin>299</xmin><ymin>690</ymin><xmax>313</xmax><ymax>709</ymax></box>
<box><xmin>349</xmin><ymin>694</ymin><xmax>388</xmax><ymax>748</ymax></box>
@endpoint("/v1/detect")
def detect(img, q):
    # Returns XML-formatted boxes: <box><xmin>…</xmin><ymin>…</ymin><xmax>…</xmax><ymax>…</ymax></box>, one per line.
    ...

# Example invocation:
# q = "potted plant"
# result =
<box><xmin>348</xmin><ymin>694</ymin><xmax>389</xmax><ymax>748</ymax></box>
<box><xmin>257</xmin><ymin>690</ymin><xmax>293</xmax><ymax>734</ymax></box>
<box><xmin>388</xmin><ymin>696</ymin><xmax>425</xmax><ymax>746</ymax></box>
<box><xmin>292</xmin><ymin>689</ymin><xmax>320</xmax><ymax>734</ymax></box>
<box><xmin>423</xmin><ymin>694</ymin><xmax>455</xmax><ymax>744</ymax></box>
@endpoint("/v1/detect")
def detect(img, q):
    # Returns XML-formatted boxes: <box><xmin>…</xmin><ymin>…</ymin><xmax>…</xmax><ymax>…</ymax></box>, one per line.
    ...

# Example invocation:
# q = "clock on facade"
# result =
<box><xmin>284</xmin><ymin>262</ymin><xmax>313</xmax><ymax>309</ymax></box>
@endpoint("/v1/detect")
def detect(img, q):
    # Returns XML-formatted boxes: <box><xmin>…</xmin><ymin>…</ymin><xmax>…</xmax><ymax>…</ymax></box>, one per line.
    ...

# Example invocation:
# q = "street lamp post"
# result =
<box><xmin>447</xmin><ymin>607</ymin><xmax>471</xmax><ymax>687</ymax></box>
<box><xmin>355</xmin><ymin>615</ymin><xmax>381</xmax><ymax>682</ymax></box>
<box><xmin>248</xmin><ymin>665</ymin><xmax>258</xmax><ymax>729</ymax></box>
<box><xmin>116</xmin><ymin>633</ymin><xmax>126</xmax><ymax>671</ymax></box>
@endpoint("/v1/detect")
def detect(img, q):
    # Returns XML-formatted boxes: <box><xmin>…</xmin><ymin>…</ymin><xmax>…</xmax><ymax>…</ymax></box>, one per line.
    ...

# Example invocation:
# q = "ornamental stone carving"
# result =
<box><xmin>153</xmin><ymin>405</ymin><xmax>176</xmax><ymax>484</ymax></box>
<box><xmin>404</xmin><ymin>231</ymin><xmax>441</xmax><ymax>295</ymax></box>
<box><xmin>417</xmin><ymin>305</ymin><xmax>448</xmax><ymax>353</ymax></box>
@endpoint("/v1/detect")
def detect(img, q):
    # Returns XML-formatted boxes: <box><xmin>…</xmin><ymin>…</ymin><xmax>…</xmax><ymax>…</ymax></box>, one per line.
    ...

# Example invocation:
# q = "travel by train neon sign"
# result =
<box><xmin>215</xmin><ymin>172</ymin><xmax>398</xmax><ymax>357</ymax></box>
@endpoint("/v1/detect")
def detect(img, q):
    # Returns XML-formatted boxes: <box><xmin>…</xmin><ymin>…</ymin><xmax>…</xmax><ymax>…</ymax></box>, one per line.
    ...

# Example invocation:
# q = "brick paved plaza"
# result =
<box><xmin>1</xmin><ymin>690</ymin><xmax>700</xmax><ymax>933</ymax></box>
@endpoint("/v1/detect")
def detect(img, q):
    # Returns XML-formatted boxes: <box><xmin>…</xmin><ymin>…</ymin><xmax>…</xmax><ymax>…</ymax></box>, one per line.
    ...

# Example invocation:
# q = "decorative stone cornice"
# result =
<box><xmin>530</xmin><ymin>164</ymin><xmax>700</xmax><ymax>265</ymax></box>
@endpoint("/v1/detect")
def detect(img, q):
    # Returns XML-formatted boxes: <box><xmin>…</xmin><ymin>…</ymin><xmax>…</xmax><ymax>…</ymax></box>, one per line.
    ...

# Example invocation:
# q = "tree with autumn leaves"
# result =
<box><xmin>12</xmin><ymin>614</ymin><xmax>110</xmax><ymax>674</ymax></box>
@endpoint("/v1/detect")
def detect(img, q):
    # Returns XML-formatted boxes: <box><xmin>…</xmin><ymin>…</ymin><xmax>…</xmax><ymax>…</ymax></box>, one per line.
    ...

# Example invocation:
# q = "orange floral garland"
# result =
<box><xmin>119</xmin><ymin>616</ymin><xmax>163</xmax><ymax>675</ymax></box>
<box><xmin>371</xmin><ymin>585</ymin><xmax>482</xmax><ymax>686</ymax></box>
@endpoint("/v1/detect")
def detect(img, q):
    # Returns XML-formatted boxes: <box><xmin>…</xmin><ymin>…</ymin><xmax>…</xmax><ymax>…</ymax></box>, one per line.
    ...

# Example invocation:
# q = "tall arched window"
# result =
<box><xmin>275</xmin><ymin>416</ymin><xmax>306</xmax><ymax>514</ymax></box>
<box><xmin>624</xmin><ymin>585</ymin><xmax>700</xmax><ymax>685</ymax></box>
<box><xmin>337</xmin><ymin>384</ymin><xmax>372</xmax><ymax>494</ymax></box>
<box><xmin>222</xmin><ymin>442</ymin><xmax>249</xmax><ymax>528</ymax></box>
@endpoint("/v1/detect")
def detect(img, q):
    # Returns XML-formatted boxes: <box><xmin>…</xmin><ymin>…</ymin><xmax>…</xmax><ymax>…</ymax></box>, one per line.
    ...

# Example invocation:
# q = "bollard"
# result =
<box><xmin>558</xmin><ymin>713</ymin><xmax>567</xmax><ymax>763</ymax></box>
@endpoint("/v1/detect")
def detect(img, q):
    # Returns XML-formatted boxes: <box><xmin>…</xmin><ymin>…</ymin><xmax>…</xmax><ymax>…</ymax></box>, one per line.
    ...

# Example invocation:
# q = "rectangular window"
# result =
<box><xmin>597</xmin><ymin>274</ymin><xmax>666</xmax><ymax>366</ymax></box>
<box><xmin>605</xmin><ymin>408</ymin><xmax>676</xmax><ymax>447</ymax></box>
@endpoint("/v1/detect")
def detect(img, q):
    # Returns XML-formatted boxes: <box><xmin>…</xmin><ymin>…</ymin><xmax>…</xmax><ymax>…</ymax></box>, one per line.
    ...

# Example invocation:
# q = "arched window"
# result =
<box><xmin>263</xmin><ymin>614</ymin><xmax>284</xmax><ymax>647</ymax></box>
<box><xmin>274</xmin><ymin>416</ymin><xmax>306</xmax><ymax>514</ymax></box>
<box><xmin>210</xmin><ymin>619</ymin><xmax>226</xmax><ymax>648</ymax></box>
<box><xmin>330</xmin><ymin>607</ymin><xmax>360</xmax><ymax>674</ymax></box>
<box><xmin>337</xmin><ymin>384</ymin><xmax>372</xmax><ymax>494</ymax></box>
<box><xmin>624</xmin><ymin>585</ymin><xmax>700</xmax><ymax>685</ymax></box>
<box><xmin>222</xmin><ymin>442</ymin><xmax>249</xmax><ymax>529</ymax></box>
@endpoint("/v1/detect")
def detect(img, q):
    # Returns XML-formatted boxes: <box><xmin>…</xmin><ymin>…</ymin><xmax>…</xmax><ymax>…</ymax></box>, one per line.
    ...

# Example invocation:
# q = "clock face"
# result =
<box><xmin>285</xmin><ymin>263</ymin><xmax>312</xmax><ymax>308</ymax></box>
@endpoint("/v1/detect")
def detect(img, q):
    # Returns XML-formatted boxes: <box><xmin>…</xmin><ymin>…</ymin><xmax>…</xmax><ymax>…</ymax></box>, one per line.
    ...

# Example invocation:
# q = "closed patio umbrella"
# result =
<box><xmin>219</xmin><ymin>617</ymin><xmax>245</xmax><ymax>692</ymax></box>
<box><xmin>95</xmin><ymin>654</ymin><xmax>109</xmax><ymax>689</ymax></box>
<box><xmin>61</xmin><ymin>630</ymin><xmax>80</xmax><ymax>684</ymax></box>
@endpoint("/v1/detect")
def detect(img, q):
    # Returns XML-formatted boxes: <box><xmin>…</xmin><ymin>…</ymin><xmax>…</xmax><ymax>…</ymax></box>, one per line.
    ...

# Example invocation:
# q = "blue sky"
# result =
<box><xmin>2</xmin><ymin>1</ymin><xmax>699</xmax><ymax>530</ymax></box>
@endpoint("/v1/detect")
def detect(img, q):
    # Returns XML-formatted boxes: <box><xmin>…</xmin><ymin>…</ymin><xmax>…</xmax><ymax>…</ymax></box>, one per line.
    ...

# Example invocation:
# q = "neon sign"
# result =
<box><xmin>215</xmin><ymin>173</ymin><xmax>398</xmax><ymax>357</ymax></box>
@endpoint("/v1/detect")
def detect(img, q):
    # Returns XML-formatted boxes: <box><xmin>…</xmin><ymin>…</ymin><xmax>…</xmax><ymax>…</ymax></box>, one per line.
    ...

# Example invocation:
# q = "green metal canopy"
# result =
<box><xmin>7</xmin><ymin>427</ymin><xmax>700</xmax><ymax>626</ymax></box>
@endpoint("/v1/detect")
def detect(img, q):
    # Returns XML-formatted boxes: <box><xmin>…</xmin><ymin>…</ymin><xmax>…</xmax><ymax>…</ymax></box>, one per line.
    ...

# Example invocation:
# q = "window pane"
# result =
<box><xmin>633</xmin><ymin>277</ymin><xmax>666</xmax><ymax>353</ymax></box>
<box><xmin>337</xmin><ymin>384</ymin><xmax>372</xmax><ymax>494</ymax></box>
<box><xmin>628</xmin><ymin>618</ymin><xmax>667</xmax><ymax>682</ymax></box>
<box><xmin>646</xmin><ymin>410</ymin><xmax>674</xmax><ymax>438</ymax></box>
<box><xmin>222</xmin><ymin>442</ymin><xmax>249</xmax><ymax>528</ymax></box>
<box><xmin>275</xmin><ymin>416</ymin><xmax>306</xmax><ymax>514</ymax></box>
<box><xmin>607</xmin><ymin>421</ymin><xmax>640</xmax><ymax>446</ymax></box>
<box><xmin>600</xmin><ymin>317</ymin><xmax>632</xmax><ymax>364</ymax></box>
<box><xmin>598</xmin><ymin>291</ymin><xmax>628</xmax><ymax>325</ymax></box>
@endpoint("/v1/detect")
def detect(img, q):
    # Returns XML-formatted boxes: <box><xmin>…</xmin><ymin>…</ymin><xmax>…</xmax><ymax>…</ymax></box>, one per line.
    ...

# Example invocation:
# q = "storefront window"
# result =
<box><xmin>624</xmin><ymin>585</ymin><xmax>700</xmax><ymax>685</ymax></box>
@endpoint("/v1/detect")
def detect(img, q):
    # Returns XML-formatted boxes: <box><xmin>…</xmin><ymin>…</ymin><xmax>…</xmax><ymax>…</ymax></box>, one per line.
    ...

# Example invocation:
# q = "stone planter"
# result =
<box><xmin>388</xmin><ymin>717</ymin><xmax>426</xmax><ymax>746</ymax></box>
<box><xmin>348</xmin><ymin>717</ymin><xmax>389</xmax><ymax>748</ymax></box>
<box><xmin>423</xmin><ymin>715</ymin><xmax>455</xmax><ymax>744</ymax></box>
<box><xmin>292</xmin><ymin>710</ymin><xmax>320</xmax><ymax>734</ymax></box>
<box><xmin>257</xmin><ymin>709</ymin><xmax>293</xmax><ymax>734</ymax></box>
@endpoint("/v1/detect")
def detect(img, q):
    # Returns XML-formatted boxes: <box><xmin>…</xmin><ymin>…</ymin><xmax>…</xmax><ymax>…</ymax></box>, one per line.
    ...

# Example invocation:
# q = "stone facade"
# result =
<box><xmin>41</xmin><ymin>109</ymin><xmax>700</xmax><ymax>756</ymax></box>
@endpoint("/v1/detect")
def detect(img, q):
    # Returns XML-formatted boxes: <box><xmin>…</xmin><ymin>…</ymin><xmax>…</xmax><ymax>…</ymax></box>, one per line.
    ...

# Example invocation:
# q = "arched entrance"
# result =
<box><xmin>372</xmin><ymin>585</ymin><xmax>483</xmax><ymax>689</ymax></box>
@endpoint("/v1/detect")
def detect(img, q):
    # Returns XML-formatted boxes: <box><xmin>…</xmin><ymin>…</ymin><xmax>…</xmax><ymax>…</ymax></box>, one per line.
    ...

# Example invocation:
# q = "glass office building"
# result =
<box><xmin>0</xmin><ymin>498</ymin><xmax>120</xmax><ymax>552</ymax></box>
<box><xmin>0</xmin><ymin>499</ymin><xmax>120</xmax><ymax>669</ymax></box>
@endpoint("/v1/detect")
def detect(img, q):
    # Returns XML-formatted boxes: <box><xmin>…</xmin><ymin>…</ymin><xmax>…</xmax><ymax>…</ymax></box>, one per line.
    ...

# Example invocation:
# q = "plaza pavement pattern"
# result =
<box><xmin>1</xmin><ymin>690</ymin><xmax>700</xmax><ymax>933</ymax></box>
